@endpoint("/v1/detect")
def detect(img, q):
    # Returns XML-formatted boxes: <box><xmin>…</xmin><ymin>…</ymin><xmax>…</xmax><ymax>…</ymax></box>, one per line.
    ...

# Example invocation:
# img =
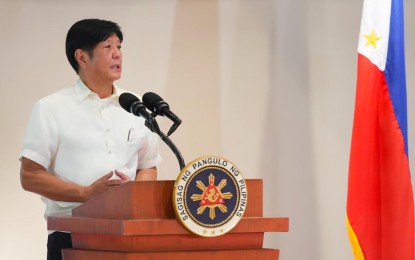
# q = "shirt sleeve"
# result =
<box><xmin>136</xmin><ymin>131</ymin><xmax>162</xmax><ymax>170</ymax></box>
<box><xmin>20</xmin><ymin>100</ymin><xmax>58</xmax><ymax>169</ymax></box>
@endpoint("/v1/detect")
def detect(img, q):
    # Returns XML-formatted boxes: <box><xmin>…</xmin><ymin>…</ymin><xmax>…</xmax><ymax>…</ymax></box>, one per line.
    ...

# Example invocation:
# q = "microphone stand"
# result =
<box><xmin>144</xmin><ymin>116</ymin><xmax>186</xmax><ymax>171</ymax></box>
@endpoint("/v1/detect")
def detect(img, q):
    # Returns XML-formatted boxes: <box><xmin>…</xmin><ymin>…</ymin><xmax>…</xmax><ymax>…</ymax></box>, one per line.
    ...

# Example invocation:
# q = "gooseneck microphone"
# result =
<box><xmin>142</xmin><ymin>92</ymin><xmax>181</xmax><ymax>122</ymax></box>
<box><xmin>119</xmin><ymin>92</ymin><xmax>160</xmax><ymax>133</ymax></box>
<box><xmin>119</xmin><ymin>92</ymin><xmax>151</xmax><ymax>119</ymax></box>
<box><xmin>142</xmin><ymin>92</ymin><xmax>182</xmax><ymax>136</ymax></box>
<box><xmin>119</xmin><ymin>92</ymin><xmax>185</xmax><ymax>170</ymax></box>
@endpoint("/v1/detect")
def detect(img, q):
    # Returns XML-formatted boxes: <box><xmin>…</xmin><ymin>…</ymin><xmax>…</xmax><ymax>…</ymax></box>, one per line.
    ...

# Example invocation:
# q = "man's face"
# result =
<box><xmin>86</xmin><ymin>33</ymin><xmax>122</xmax><ymax>83</ymax></box>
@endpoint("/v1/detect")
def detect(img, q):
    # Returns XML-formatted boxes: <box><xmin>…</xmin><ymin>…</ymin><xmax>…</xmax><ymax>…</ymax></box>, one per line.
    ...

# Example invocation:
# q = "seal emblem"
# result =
<box><xmin>173</xmin><ymin>156</ymin><xmax>248</xmax><ymax>237</ymax></box>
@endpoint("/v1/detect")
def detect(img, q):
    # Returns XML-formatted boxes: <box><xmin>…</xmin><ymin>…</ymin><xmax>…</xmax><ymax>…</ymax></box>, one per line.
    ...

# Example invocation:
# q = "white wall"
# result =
<box><xmin>1</xmin><ymin>0</ymin><xmax>415</xmax><ymax>259</ymax></box>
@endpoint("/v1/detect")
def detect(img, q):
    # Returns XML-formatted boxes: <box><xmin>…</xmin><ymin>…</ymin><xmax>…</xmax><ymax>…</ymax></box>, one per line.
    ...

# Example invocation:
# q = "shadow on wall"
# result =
<box><xmin>259</xmin><ymin>0</ymin><xmax>320</xmax><ymax>259</ymax></box>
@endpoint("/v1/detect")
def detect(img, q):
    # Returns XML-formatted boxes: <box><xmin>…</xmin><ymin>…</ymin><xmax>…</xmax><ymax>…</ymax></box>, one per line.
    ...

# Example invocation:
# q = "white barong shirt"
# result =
<box><xmin>20</xmin><ymin>79</ymin><xmax>161</xmax><ymax>221</ymax></box>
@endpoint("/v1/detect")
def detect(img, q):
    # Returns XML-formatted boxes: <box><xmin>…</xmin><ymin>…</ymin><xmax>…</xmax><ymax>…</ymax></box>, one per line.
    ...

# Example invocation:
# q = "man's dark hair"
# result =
<box><xmin>65</xmin><ymin>19</ymin><xmax>123</xmax><ymax>74</ymax></box>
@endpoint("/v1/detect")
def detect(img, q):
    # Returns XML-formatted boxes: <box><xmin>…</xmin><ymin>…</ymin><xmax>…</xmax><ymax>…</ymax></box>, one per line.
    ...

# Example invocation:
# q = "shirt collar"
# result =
<box><xmin>75</xmin><ymin>78</ymin><xmax>120</xmax><ymax>103</ymax></box>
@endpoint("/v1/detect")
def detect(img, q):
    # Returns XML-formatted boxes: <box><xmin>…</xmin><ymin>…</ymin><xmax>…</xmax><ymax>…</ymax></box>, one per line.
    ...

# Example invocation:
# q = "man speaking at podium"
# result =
<box><xmin>19</xmin><ymin>19</ymin><xmax>161</xmax><ymax>260</ymax></box>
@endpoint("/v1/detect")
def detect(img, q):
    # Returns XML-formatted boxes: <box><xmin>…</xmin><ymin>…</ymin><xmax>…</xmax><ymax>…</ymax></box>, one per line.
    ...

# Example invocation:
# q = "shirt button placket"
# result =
<box><xmin>101</xmin><ymin>104</ymin><xmax>116</xmax><ymax>171</ymax></box>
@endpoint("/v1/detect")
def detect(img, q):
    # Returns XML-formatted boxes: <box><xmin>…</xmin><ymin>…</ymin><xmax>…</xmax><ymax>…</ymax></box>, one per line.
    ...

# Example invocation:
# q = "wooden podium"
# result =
<box><xmin>48</xmin><ymin>179</ymin><xmax>289</xmax><ymax>259</ymax></box>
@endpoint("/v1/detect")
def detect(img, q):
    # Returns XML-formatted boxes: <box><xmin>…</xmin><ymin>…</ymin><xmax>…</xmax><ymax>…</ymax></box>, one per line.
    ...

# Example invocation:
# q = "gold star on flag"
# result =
<box><xmin>363</xmin><ymin>30</ymin><xmax>381</xmax><ymax>49</ymax></box>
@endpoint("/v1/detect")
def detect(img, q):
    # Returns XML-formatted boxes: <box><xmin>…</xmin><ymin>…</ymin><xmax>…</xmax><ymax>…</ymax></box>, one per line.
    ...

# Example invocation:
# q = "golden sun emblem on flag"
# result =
<box><xmin>190</xmin><ymin>173</ymin><xmax>233</xmax><ymax>220</ymax></box>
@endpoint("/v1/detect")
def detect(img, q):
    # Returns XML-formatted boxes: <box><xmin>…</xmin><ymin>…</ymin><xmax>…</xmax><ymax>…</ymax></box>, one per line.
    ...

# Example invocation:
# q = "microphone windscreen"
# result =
<box><xmin>143</xmin><ymin>92</ymin><xmax>163</xmax><ymax>111</ymax></box>
<box><xmin>119</xmin><ymin>92</ymin><xmax>139</xmax><ymax>112</ymax></box>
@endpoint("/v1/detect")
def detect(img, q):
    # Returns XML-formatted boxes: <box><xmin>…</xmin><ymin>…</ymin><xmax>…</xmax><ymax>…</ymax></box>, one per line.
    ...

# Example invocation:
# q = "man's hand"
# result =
<box><xmin>114</xmin><ymin>170</ymin><xmax>131</xmax><ymax>182</ymax></box>
<box><xmin>80</xmin><ymin>170</ymin><xmax>132</xmax><ymax>201</ymax></box>
<box><xmin>20</xmin><ymin>157</ymin><xmax>131</xmax><ymax>203</ymax></box>
<box><xmin>82</xmin><ymin>171</ymin><xmax>130</xmax><ymax>201</ymax></box>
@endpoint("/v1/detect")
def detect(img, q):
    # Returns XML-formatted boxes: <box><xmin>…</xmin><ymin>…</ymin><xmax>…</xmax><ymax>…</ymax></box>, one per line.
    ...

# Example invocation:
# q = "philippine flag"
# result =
<box><xmin>346</xmin><ymin>0</ymin><xmax>415</xmax><ymax>259</ymax></box>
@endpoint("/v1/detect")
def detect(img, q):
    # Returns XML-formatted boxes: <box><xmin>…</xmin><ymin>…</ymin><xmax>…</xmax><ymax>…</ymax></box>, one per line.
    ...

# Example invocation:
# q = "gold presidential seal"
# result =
<box><xmin>173</xmin><ymin>156</ymin><xmax>248</xmax><ymax>237</ymax></box>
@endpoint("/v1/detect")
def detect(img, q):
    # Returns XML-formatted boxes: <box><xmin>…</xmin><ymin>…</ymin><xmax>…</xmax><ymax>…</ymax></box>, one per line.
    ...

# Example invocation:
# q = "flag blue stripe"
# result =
<box><xmin>384</xmin><ymin>0</ymin><xmax>408</xmax><ymax>155</ymax></box>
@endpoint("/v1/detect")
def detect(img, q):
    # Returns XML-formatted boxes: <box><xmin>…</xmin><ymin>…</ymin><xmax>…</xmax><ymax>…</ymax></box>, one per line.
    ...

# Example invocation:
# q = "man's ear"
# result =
<box><xmin>74</xmin><ymin>49</ymin><xmax>88</xmax><ymax>69</ymax></box>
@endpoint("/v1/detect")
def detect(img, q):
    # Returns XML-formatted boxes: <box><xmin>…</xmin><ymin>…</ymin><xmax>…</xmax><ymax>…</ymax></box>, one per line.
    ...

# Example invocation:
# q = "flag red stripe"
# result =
<box><xmin>347</xmin><ymin>54</ymin><xmax>414</xmax><ymax>259</ymax></box>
